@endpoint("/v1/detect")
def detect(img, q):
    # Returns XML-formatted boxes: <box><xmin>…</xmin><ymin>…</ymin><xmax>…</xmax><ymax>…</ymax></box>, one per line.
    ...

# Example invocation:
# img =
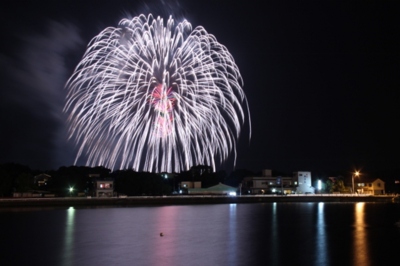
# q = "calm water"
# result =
<box><xmin>1</xmin><ymin>202</ymin><xmax>400</xmax><ymax>266</ymax></box>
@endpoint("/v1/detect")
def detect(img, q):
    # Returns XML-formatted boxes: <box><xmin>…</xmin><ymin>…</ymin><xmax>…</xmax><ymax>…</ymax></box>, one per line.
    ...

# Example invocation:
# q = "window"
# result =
<box><xmin>377</xmin><ymin>183</ymin><xmax>381</xmax><ymax>187</ymax></box>
<box><xmin>99</xmin><ymin>183</ymin><xmax>112</xmax><ymax>189</ymax></box>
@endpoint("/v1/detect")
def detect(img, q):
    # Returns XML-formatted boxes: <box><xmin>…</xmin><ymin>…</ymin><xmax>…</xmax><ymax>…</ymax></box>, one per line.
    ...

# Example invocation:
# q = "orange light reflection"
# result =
<box><xmin>354</xmin><ymin>203</ymin><xmax>369</xmax><ymax>266</ymax></box>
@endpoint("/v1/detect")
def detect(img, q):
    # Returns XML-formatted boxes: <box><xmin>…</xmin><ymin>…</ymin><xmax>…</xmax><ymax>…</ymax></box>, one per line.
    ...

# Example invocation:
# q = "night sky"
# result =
<box><xmin>1</xmin><ymin>0</ymin><xmax>399</xmax><ymax>177</ymax></box>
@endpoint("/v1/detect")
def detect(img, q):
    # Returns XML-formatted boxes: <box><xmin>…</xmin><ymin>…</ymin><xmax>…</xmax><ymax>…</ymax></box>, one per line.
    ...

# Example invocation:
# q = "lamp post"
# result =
<box><xmin>352</xmin><ymin>171</ymin><xmax>360</xmax><ymax>194</ymax></box>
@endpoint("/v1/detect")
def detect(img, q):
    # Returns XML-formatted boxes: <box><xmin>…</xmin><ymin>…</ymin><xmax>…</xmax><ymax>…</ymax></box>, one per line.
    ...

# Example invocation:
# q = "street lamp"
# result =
<box><xmin>69</xmin><ymin>187</ymin><xmax>74</xmax><ymax>197</ymax></box>
<box><xmin>352</xmin><ymin>171</ymin><xmax>360</xmax><ymax>194</ymax></box>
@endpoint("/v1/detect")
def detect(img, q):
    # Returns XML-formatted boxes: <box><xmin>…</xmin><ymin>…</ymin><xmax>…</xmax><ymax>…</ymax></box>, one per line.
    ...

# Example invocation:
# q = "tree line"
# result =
<box><xmin>0</xmin><ymin>163</ymin><xmax>255</xmax><ymax>197</ymax></box>
<box><xmin>3</xmin><ymin>162</ymin><xmax>375</xmax><ymax>197</ymax></box>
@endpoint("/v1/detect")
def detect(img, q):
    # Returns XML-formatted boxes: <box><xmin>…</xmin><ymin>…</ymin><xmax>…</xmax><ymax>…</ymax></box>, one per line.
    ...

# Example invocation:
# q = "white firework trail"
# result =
<box><xmin>64</xmin><ymin>14</ymin><xmax>250</xmax><ymax>172</ymax></box>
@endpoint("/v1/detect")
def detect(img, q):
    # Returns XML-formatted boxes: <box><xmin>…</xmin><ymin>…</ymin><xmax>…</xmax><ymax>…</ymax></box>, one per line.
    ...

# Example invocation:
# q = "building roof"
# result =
<box><xmin>34</xmin><ymin>173</ymin><xmax>51</xmax><ymax>178</ymax></box>
<box><xmin>207</xmin><ymin>183</ymin><xmax>237</xmax><ymax>191</ymax></box>
<box><xmin>94</xmin><ymin>178</ymin><xmax>114</xmax><ymax>181</ymax></box>
<box><xmin>356</xmin><ymin>178</ymin><xmax>385</xmax><ymax>184</ymax></box>
<box><xmin>188</xmin><ymin>182</ymin><xmax>237</xmax><ymax>194</ymax></box>
<box><xmin>243</xmin><ymin>176</ymin><xmax>292</xmax><ymax>180</ymax></box>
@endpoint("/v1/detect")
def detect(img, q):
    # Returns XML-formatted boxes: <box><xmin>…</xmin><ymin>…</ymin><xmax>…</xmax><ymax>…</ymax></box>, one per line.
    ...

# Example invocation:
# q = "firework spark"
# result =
<box><xmin>65</xmin><ymin>14</ymin><xmax>250</xmax><ymax>172</ymax></box>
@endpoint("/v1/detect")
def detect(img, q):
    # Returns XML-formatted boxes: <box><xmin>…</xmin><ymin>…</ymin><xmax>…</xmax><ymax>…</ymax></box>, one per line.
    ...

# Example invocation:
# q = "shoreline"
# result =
<box><xmin>0</xmin><ymin>195</ymin><xmax>398</xmax><ymax>208</ymax></box>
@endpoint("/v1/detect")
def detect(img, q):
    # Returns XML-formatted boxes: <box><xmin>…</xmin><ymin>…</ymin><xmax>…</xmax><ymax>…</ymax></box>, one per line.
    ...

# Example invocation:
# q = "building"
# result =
<box><xmin>34</xmin><ymin>173</ymin><xmax>51</xmax><ymax>187</ymax></box>
<box><xmin>240</xmin><ymin>170</ymin><xmax>316</xmax><ymax>195</ymax></box>
<box><xmin>188</xmin><ymin>182</ymin><xmax>237</xmax><ymax>195</ymax></box>
<box><xmin>355</xmin><ymin>178</ymin><xmax>385</xmax><ymax>195</ymax></box>
<box><xmin>293</xmin><ymin>171</ymin><xmax>315</xmax><ymax>194</ymax></box>
<box><xmin>94</xmin><ymin>178</ymin><xmax>114</xmax><ymax>197</ymax></box>
<box><xmin>181</xmin><ymin>181</ymin><xmax>202</xmax><ymax>189</ymax></box>
<box><xmin>241</xmin><ymin>169</ymin><xmax>299</xmax><ymax>195</ymax></box>
<box><xmin>241</xmin><ymin>176</ymin><xmax>269</xmax><ymax>194</ymax></box>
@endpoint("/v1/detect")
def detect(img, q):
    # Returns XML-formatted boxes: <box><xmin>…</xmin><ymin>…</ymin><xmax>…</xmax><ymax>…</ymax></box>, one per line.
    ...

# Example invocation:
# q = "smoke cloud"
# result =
<box><xmin>0</xmin><ymin>21</ymin><xmax>83</xmax><ymax>170</ymax></box>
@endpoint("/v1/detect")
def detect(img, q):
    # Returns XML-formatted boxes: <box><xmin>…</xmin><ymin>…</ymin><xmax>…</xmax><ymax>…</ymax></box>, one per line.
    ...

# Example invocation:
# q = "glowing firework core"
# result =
<box><xmin>65</xmin><ymin>14</ymin><xmax>250</xmax><ymax>172</ymax></box>
<box><xmin>151</xmin><ymin>84</ymin><xmax>175</xmax><ymax>137</ymax></box>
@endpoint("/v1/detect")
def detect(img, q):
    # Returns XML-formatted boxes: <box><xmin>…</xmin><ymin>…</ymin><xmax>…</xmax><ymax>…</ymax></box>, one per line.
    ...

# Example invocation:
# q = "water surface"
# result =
<box><xmin>1</xmin><ymin>202</ymin><xmax>400</xmax><ymax>266</ymax></box>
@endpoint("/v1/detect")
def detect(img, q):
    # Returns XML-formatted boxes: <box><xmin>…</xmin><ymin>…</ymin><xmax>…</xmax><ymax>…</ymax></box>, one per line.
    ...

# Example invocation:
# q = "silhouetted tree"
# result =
<box><xmin>0</xmin><ymin>163</ymin><xmax>32</xmax><ymax>195</ymax></box>
<box><xmin>226</xmin><ymin>169</ymin><xmax>255</xmax><ymax>187</ymax></box>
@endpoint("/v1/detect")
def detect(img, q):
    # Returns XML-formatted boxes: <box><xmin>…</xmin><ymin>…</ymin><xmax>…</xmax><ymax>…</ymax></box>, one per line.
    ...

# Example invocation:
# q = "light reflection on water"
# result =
<box><xmin>1</xmin><ymin>203</ymin><xmax>400</xmax><ymax>266</ymax></box>
<box><xmin>270</xmin><ymin>202</ymin><xmax>278</xmax><ymax>266</ymax></box>
<box><xmin>151</xmin><ymin>205</ymin><xmax>180</xmax><ymax>265</ymax></box>
<box><xmin>228</xmin><ymin>203</ymin><xmax>237</xmax><ymax>265</ymax></box>
<box><xmin>354</xmin><ymin>202</ymin><xmax>369</xmax><ymax>266</ymax></box>
<box><xmin>315</xmin><ymin>202</ymin><xmax>328</xmax><ymax>266</ymax></box>
<box><xmin>62</xmin><ymin>207</ymin><xmax>75</xmax><ymax>266</ymax></box>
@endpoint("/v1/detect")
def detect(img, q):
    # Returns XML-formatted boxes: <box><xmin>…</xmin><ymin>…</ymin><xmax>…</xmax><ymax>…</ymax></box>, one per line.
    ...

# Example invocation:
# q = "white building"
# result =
<box><xmin>293</xmin><ymin>171</ymin><xmax>315</xmax><ymax>194</ymax></box>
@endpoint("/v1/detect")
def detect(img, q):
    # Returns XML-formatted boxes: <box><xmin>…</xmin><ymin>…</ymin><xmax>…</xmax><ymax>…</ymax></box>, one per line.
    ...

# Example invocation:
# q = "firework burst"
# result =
<box><xmin>65</xmin><ymin>14</ymin><xmax>250</xmax><ymax>172</ymax></box>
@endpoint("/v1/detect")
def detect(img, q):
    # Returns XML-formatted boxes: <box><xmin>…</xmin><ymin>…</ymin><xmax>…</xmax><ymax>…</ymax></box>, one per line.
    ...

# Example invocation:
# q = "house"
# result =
<box><xmin>94</xmin><ymin>178</ymin><xmax>114</xmax><ymax>197</ymax></box>
<box><xmin>34</xmin><ymin>173</ymin><xmax>51</xmax><ymax>187</ymax></box>
<box><xmin>355</xmin><ymin>178</ymin><xmax>385</xmax><ymax>195</ymax></box>
<box><xmin>241</xmin><ymin>169</ymin><xmax>298</xmax><ymax>194</ymax></box>
<box><xmin>241</xmin><ymin>169</ymin><xmax>316</xmax><ymax>194</ymax></box>
<box><xmin>241</xmin><ymin>176</ymin><xmax>269</xmax><ymax>194</ymax></box>
<box><xmin>181</xmin><ymin>181</ymin><xmax>202</xmax><ymax>189</ymax></box>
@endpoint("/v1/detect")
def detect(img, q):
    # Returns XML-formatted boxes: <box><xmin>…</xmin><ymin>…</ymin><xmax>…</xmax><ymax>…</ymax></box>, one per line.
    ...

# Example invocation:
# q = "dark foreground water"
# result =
<box><xmin>1</xmin><ymin>202</ymin><xmax>400</xmax><ymax>266</ymax></box>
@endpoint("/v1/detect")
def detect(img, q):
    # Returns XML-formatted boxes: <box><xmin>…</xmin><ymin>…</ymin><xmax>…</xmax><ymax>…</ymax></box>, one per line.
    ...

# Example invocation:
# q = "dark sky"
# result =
<box><xmin>1</xmin><ymin>0</ymin><xmax>399</xmax><ymax>177</ymax></box>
